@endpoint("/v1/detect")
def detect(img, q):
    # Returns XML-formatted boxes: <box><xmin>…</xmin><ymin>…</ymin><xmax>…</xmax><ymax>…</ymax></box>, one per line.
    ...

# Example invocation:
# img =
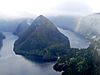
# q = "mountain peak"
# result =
<box><xmin>32</xmin><ymin>15</ymin><xmax>56</xmax><ymax>28</ymax></box>
<box><xmin>14</xmin><ymin>15</ymin><xmax>70</xmax><ymax>61</ymax></box>
<box><xmin>38</xmin><ymin>15</ymin><xmax>45</xmax><ymax>18</ymax></box>
<box><xmin>35</xmin><ymin>15</ymin><xmax>49</xmax><ymax>22</ymax></box>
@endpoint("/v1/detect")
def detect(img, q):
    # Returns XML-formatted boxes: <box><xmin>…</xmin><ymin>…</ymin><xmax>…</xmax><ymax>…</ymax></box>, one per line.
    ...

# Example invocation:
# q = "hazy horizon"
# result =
<box><xmin>0</xmin><ymin>0</ymin><xmax>99</xmax><ymax>19</ymax></box>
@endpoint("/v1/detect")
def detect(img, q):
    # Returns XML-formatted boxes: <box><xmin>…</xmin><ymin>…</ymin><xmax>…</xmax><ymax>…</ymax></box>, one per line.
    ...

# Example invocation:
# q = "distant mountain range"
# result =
<box><xmin>49</xmin><ymin>15</ymin><xmax>80</xmax><ymax>31</ymax></box>
<box><xmin>14</xmin><ymin>15</ymin><xmax>70</xmax><ymax>61</ymax></box>
<box><xmin>0</xmin><ymin>18</ymin><xmax>32</xmax><ymax>33</ymax></box>
<box><xmin>77</xmin><ymin>13</ymin><xmax>100</xmax><ymax>39</ymax></box>
<box><xmin>13</xmin><ymin>19</ymin><xmax>33</xmax><ymax>36</ymax></box>
<box><xmin>0</xmin><ymin>15</ymin><xmax>81</xmax><ymax>34</ymax></box>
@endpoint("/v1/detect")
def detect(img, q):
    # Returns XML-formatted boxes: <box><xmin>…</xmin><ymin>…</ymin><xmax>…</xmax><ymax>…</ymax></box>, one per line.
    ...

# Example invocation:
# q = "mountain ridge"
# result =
<box><xmin>14</xmin><ymin>15</ymin><xmax>70</xmax><ymax>61</ymax></box>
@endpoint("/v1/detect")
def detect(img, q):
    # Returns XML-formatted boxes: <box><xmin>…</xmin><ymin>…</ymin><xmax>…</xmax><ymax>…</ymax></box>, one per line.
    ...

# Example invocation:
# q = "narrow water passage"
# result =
<box><xmin>0</xmin><ymin>32</ymin><xmax>18</xmax><ymax>57</ymax></box>
<box><xmin>0</xmin><ymin>30</ymin><xmax>89</xmax><ymax>75</ymax></box>
<box><xmin>58</xmin><ymin>27</ymin><xmax>89</xmax><ymax>48</ymax></box>
<box><xmin>0</xmin><ymin>32</ymin><xmax>59</xmax><ymax>75</ymax></box>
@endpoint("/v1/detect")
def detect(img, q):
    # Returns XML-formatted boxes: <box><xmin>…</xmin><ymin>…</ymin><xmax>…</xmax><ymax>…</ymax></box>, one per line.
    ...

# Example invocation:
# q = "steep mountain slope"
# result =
<box><xmin>0</xmin><ymin>18</ymin><xmax>33</xmax><ymax>33</ymax></box>
<box><xmin>49</xmin><ymin>15</ymin><xmax>80</xmax><ymax>31</ymax></box>
<box><xmin>13</xmin><ymin>19</ymin><xmax>33</xmax><ymax>36</ymax></box>
<box><xmin>14</xmin><ymin>15</ymin><xmax>70</xmax><ymax>61</ymax></box>
<box><xmin>53</xmin><ymin>13</ymin><xmax>100</xmax><ymax>75</ymax></box>
<box><xmin>77</xmin><ymin>13</ymin><xmax>100</xmax><ymax>39</ymax></box>
<box><xmin>0</xmin><ymin>19</ymin><xmax>21</xmax><ymax>32</ymax></box>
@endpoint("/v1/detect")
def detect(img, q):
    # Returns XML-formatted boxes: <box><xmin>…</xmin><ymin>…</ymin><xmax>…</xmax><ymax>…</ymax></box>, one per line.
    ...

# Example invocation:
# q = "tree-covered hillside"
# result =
<box><xmin>53</xmin><ymin>39</ymin><xmax>100</xmax><ymax>75</ymax></box>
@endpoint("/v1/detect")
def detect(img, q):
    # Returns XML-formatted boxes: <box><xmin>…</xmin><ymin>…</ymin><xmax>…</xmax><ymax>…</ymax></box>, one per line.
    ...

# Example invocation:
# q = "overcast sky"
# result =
<box><xmin>0</xmin><ymin>0</ymin><xmax>99</xmax><ymax>18</ymax></box>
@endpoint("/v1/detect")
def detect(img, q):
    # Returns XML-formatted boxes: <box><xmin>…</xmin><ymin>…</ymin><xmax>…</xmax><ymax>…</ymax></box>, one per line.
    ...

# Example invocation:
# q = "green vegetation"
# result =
<box><xmin>53</xmin><ymin>39</ymin><xmax>100</xmax><ymax>75</ymax></box>
<box><xmin>13</xmin><ymin>20</ymin><xmax>29</xmax><ymax>36</ymax></box>
<box><xmin>14</xmin><ymin>15</ymin><xmax>70</xmax><ymax>61</ymax></box>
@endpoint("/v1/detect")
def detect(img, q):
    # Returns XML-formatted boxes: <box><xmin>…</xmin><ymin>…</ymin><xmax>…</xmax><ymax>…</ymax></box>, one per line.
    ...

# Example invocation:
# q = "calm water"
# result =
<box><xmin>58</xmin><ymin>28</ymin><xmax>89</xmax><ymax>48</ymax></box>
<box><xmin>0</xmin><ymin>29</ymin><xmax>89</xmax><ymax>75</ymax></box>
<box><xmin>0</xmin><ymin>32</ymin><xmax>60</xmax><ymax>75</ymax></box>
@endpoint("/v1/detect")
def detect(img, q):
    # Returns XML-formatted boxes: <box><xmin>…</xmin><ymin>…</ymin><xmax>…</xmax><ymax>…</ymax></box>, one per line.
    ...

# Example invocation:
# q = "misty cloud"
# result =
<box><xmin>54</xmin><ymin>1</ymin><xmax>92</xmax><ymax>15</ymax></box>
<box><xmin>0</xmin><ymin>0</ymin><xmax>99</xmax><ymax>18</ymax></box>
